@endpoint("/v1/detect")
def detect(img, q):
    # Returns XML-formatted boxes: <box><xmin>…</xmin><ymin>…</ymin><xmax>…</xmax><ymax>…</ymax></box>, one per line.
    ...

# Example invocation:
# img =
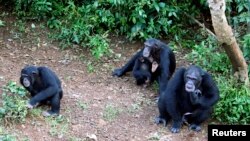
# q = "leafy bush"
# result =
<box><xmin>0</xmin><ymin>133</ymin><xmax>16</xmax><ymax>141</ymax></box>
<box><xmin>1</xmin><ymin>0</ymin><xmax>193</xmax><ymax>59</ymax></box>
<box><xmin>0</xmin><ymin>81</ymin><xmax>28</xmax><ymax>125</ymax></box>
<box><xmin>213</xmin><ymin>76</ymin><xmax>250</xmax><ymax>124</ymax></box>
<box><xmin>1</xmin><ymin>0</ymin><xmax>249</xmax><ymax>60</ymax></box>
<box><xmin>187</xmin><ymin>36</ymin><xmax>231</xmax><ymax>74</ymax></box>
<box><xmin>47</xmin><ymin>1</ymin><xmax>111</xmax><ymax>59</ymax></box>
<box><xmin>241</xmin><ymin>34</ymin><xmax>250</xmax><ymax>74</ymax></box>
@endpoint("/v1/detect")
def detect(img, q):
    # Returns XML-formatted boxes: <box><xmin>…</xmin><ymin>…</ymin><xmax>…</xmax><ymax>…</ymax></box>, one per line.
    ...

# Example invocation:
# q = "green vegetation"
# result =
<box><xmin>0</xmin><ymin>126</ymin><xmax>17</xmax><ymax>141</ymax></box>
<box><xmin>76</xmin><ymin>100</ymin><xmax>88</xmax><ymax>111</ymax></box>
<box><xmin>187</xmin><ymin>35</ymin><xmax>231</xmax><ymax>74</ymax></box>
<box><xmin>45</xmin><ymin>115</ymin><xmax>69</xmax><ymax>138</ymax></box>
<box><xmin>0</xmin><ymin>81</ymin><xmax>28</xmax><ymax>125</ymax></box>
<box><xmin>0</xmin><ymin>0</ymin><xmax>249</xmax><ymax>127</ymax></box>
<box><xmin>103</xmin><ymin>104</ymin><xmax>122</xmax><ymax>121</ymax></box>
<box><xmin>213</xmin><ymin>76</ymin><xmax>250</xmax><ymax>124</ymax></box>
<box><xmin>242</xmin><ymin>34</ymin><xmax>250</xmax><ymax>73</ymax></box>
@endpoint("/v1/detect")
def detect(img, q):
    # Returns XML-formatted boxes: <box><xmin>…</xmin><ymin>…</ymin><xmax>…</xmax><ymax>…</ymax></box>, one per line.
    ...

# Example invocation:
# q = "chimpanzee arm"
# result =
<box><xmin>198</xmin><ymin>73</ymin><xmax>220</xmax><ymax>109</ymax></box>
<box><xmin>158</xmin><ymin>49</ymin><xmax>172</xmax><ymax>93</ymax></box>
<box><xmin>164</xmin><ymin>68</ymin><xmax>186</xmax><ymax>133</ymax></box>
<box><xmin>112</xmin><ymin>50</ymin><xmax>143</xmax><ymax>77</ymax></box>
<box><xmin>132</xmin><ymin>58</ymin><xmax>141</xmax><ymax>72</ymax></box>
<box><xmin>165</xmin><ymin>68</ymin><xmax>186</xmax><ymax>117</ymax></box>
<box><xmin>29</xmin><ymin>67</ymin><xmax>60</xmax><ymax>105</ymax></box>
<box><xmin>169</xmin><ymin>50</ymin><xmax>176</xmax><ymax>76</ymax></box>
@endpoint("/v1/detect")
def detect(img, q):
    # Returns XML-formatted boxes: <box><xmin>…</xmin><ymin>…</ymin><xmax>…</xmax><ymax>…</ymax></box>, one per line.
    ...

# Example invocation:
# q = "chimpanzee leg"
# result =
<box><xmin>155</xmin><ymin>98</ymin><xmax>170</xmax><ymax>126</ymax></box>
<box><xmin>188</xmin><ymin>109</ymin><xmax>211</xmax><ymax>131</ymax></box>
<box><xmin>42</xmin><ymin>93</ymin><xmax>61</xmax><ymax>116</ymax></box>
<box><xmin>112</xmin><ymin>50</ymin><xmax>143</xmax><ymax>77</ymax></box>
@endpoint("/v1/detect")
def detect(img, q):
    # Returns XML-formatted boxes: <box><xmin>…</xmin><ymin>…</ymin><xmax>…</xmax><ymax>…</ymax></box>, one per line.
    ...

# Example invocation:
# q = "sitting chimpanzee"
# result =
<box><xmin>113</xmin><ymin>38</ymin><xmax>176</xmax><ymax>93</ymax></box>
<box><xmin>155</xmin><ymin>65</ymin><xmax>219</xmax><ymax>133</ymax></box>
<box><xmin>20</xmin><ymin>65</ymin><xmax>63</xmax><ymax>117</ymax></box>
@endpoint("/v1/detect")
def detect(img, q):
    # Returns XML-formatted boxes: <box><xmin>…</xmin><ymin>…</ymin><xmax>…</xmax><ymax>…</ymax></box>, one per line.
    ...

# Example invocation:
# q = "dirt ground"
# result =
<box><xmin>0</xmin><ymin>12</ymin><xmax>208</xmax><ymax>141</ymax></box>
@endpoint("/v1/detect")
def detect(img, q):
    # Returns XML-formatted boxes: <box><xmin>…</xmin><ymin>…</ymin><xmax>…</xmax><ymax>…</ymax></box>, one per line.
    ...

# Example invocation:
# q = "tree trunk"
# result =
<box><xmin>207</xmin><ymin>0</ymin><xmax>249</xmax><ymax>84</ymax></box>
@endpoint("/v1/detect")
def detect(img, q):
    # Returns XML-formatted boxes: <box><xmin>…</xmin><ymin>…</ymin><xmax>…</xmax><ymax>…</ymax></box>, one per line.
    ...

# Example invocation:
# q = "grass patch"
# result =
<box><xmin>103</xmin><ymin>104</ymin><xmax>122</xmax><ymax>122</ymax></box>
<box><xmin>45</xmin><ymin>115</ymin><xmax>69</xmax><ymax>138</ymax></box>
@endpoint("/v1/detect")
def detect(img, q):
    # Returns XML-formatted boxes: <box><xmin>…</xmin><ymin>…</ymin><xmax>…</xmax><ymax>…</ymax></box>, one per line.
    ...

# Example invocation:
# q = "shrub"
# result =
<box><xmin>187</xmin><ymin>36</ymin><xmax>231</xmax><ymax>74</ymax></box>
<box><xmin>213</xmin><ymin>76</ymin><xmax>250</xmax><ymax>124</ymax></box>
<box><xmin>241</xmin><ymin>34</ymin><xmax>250</xmax><ymax>74</ymax></box>
<box><xmin>0</xmin><ymin>81</ymin><xmax>28</xmax><ymax>125</ymax></box>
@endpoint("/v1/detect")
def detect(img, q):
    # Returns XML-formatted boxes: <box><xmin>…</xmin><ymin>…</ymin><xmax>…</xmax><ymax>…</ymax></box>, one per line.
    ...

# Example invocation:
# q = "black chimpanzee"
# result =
<box><xmin>112</xmin><ymin>38</ymin><xmax>176</xmax><ymax>93</ymax></box>
<box><xmin>20</xmin><ymin>65</ymin><xmax>63</xmax><ymax>117</ymax></box>
<box><xmin>155</xmin><ymin>65</ymin><xmax>219</xmax><ymax>133</ymax></box>
<box><xmin>132</xmin><ymin>56</ymin><xmax>153</xmax><ymax>86</ymax></box>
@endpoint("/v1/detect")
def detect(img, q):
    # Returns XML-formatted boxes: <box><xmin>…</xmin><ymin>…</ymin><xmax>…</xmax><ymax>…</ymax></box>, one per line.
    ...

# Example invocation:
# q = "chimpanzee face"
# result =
<box><xmin>22</xmin><ymin>76</ymin><xmax>31</xmax><ymax>87</ymax></box>
<box><xmin>143</xmin><ymin>44</ymin><xmax>152</xmax><ymax>58</ymax></box>
<box><xmin>142</xmin><ymin>38</ymin><xmax>159</xmax><ymax>58</ymax></box>
<box><xmin>20</xmin><ymin>66</ymin><xmax>39</xmax><ymax>88</ymax></box>
<box><xmin>184</xmin><ymin>66</ymin><xmax>203</xmax><ymax>93</ymax></box>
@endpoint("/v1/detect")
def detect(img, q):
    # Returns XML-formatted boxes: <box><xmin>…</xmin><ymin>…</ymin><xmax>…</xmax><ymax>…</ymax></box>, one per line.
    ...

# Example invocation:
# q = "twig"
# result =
<box><xmin>184</xmin><ymin>12</ymin><xmax>216</xmax><ymax>37</ymax></box>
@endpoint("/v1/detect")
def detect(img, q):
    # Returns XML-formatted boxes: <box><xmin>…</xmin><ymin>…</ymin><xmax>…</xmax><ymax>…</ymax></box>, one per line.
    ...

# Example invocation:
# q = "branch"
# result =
<box><xmin>184</xmin><ymin>12</ymin><xmax>216</xmax><ymax>38</ymax></box>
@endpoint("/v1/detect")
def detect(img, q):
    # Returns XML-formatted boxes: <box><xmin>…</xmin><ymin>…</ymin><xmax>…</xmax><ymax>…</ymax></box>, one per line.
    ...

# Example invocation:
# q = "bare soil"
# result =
<box><xmin>0</xmin><ymin>12</ymin><xmax>208</xmax><ymax>141</ymax></box>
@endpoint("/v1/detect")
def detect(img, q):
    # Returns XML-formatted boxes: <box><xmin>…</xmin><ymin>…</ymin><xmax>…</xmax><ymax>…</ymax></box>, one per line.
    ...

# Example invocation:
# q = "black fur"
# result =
<box><xmin>132</xmin><ymin>57</ymin><xmax>152</xmax><ymax>85</ymax></box>
<box><xmin>155</xmin><ymin>65</ymin><xmax>219</xmax><ymax>133</ymax></box>
<box><xmin>20</xmin><ymin>65</ymin><xmax>63</xmax><ymax>116</ymax></box>
<box><xmin>112</xmin><ymin>38</ymin><xmax>176</xmax><ymax>93</ymax></box>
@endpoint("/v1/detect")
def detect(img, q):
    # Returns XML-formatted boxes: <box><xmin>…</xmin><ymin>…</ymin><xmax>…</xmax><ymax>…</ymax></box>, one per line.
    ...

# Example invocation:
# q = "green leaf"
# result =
<box><xmin>0</xmin><ymin>20</ymin><xmax>5</xmax><ymax>27</ymax></box>
<box><xmin>153</xmin><ymin>1</ymin><xmax>160</xmax><ymax>12</ymax></box>
<box><xmin>159</xmin><ymin>2</ymin><xmax>166</xmax><ymax>8</ymax></box>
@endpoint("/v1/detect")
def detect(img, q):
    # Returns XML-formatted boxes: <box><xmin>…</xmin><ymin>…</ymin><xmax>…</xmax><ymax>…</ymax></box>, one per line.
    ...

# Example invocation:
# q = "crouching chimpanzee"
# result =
<box><xmin>112</xmin><ymin>38</ymin><xmax>176</xmax><ymax>93</ymax></box>
<box><xmin>132</xmin><ymin>56</ymin><xmax>153</xmax><ymax>86</ymax></box>
<box><xmin>155</xmin><ymin>65</ymin><xmax>219</xmax><ymax>133</ymax></box>
<box><xmin>20</xmin><ymin>65</ymin><xmax>63</xmax><ymax>117</ymax></box>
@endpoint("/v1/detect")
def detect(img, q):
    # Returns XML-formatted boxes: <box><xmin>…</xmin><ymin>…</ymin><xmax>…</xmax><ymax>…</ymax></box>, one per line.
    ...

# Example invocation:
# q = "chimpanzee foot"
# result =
<box><xmin>170</xmin><ymin>121</ymin><xmax>182</xmax><ymax>133</ymax></box>
<box><xmin>154</xmin><ymin>117</ymin><xmax>167</xmax><ymax>127</ymax></box>
<box><xmin>112</xmin><ymin>69</ymin><xmax>123</xmax><ymax>77</ymax></box>
<box><xmin>170</xmin><ymin>127</ymin><xmax>180</xmax><ymax>133</ymax></box>
<box><xmin>154</xmin><ymin>96</ymin><xmax>159</xmax><ymax>103</ymax></box>
<box><xmin>189</xmin><ymin>124</ymin><xmax>201</xmax><ymax>132</ymax></box>
<box><xmin>42</xmin><ymin>110</ymin><xmax>59</xmax><ymax>117</ymax></box>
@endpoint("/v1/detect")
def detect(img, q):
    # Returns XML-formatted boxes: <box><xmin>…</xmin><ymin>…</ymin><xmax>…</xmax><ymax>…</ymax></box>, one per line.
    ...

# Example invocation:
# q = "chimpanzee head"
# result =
<box><xmin>20</xmin><ymin>65</ymin><xmax>39</xmax><ymax>88</ymax></box>
<box><xmin>135</xmin><ymin>75</ymin><xmax>150</xmax><ymax>85</ymax></box>
<box><xmin>184</xmin><ymin>65</ymin><xmax>204</xmax><ymax>93</ymax></box>
<box><xmin>134</xmin><ymin>57</ymin><xmax>151</xmax><ymax>85</ymax></box>
<box><xmin>142</xmin><ymin>38</ymin><xmax>161</xmax><ymax>58</ymax></box>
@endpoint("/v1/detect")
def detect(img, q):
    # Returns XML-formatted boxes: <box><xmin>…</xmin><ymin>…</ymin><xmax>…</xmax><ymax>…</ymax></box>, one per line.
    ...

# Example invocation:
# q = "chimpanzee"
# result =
<box><xmin>112</xmin><ymin>38</ymin><xmax>176</xmax><ymax>93</ymax></box>
<box><xmin>155</xmin><ymin>65</ymin><xmax>219</xmax><ymax>133</ymax></box>
<box><xmin>132</xmin><ymin>56</ymin><xmax>154</xmax><ymax>86</ymax></box>
<box><xmin>20</xmin><ymin>65</ymin><xmax>63</xmax><ymax>117</ymax></box>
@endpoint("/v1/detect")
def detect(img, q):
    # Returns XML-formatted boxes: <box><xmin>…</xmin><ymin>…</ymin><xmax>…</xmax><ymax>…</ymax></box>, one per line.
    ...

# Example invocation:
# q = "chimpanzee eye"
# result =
<box><xmin>187</xmin><ymin>76</ymin><xmax>196</xmax><ymax>81</ymax></box>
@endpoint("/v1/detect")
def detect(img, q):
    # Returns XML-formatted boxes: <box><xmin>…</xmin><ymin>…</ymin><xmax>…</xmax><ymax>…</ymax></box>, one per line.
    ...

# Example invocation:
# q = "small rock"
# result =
<box><xmin>86</xmin><ymin>134</ymin><xmax>97</xmax><ymax>141</ymax></box>
<box><xmin>98</xmin><ymin>119</ymin><xmax>107</xmax><ymax>127</ymax></box>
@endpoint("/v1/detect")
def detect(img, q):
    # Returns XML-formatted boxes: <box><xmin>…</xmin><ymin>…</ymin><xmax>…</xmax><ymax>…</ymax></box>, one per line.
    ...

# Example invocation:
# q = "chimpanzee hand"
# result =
<box><xmin>42</xmin><ymin>110</ymin><xmax>59</xmax><ymax>117</ymax></box>
<box><xmin>194</xmin><ymin>89</ymin><xmax>202</xmax><ymax>97</ymax></box>
<box><xmin>26</xmin><ymin>101</ymin><xmax>39</xmax><ymax>109</ymax></box>
<box><xmin>112</xmin><ymin>68</ymin><xmax>123</xmax><ymax>77</ymax></box>
<box><xmin>190</xmin><ymin>89</ymin><xmax>202</xmax><ymax>104</ymax></box>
